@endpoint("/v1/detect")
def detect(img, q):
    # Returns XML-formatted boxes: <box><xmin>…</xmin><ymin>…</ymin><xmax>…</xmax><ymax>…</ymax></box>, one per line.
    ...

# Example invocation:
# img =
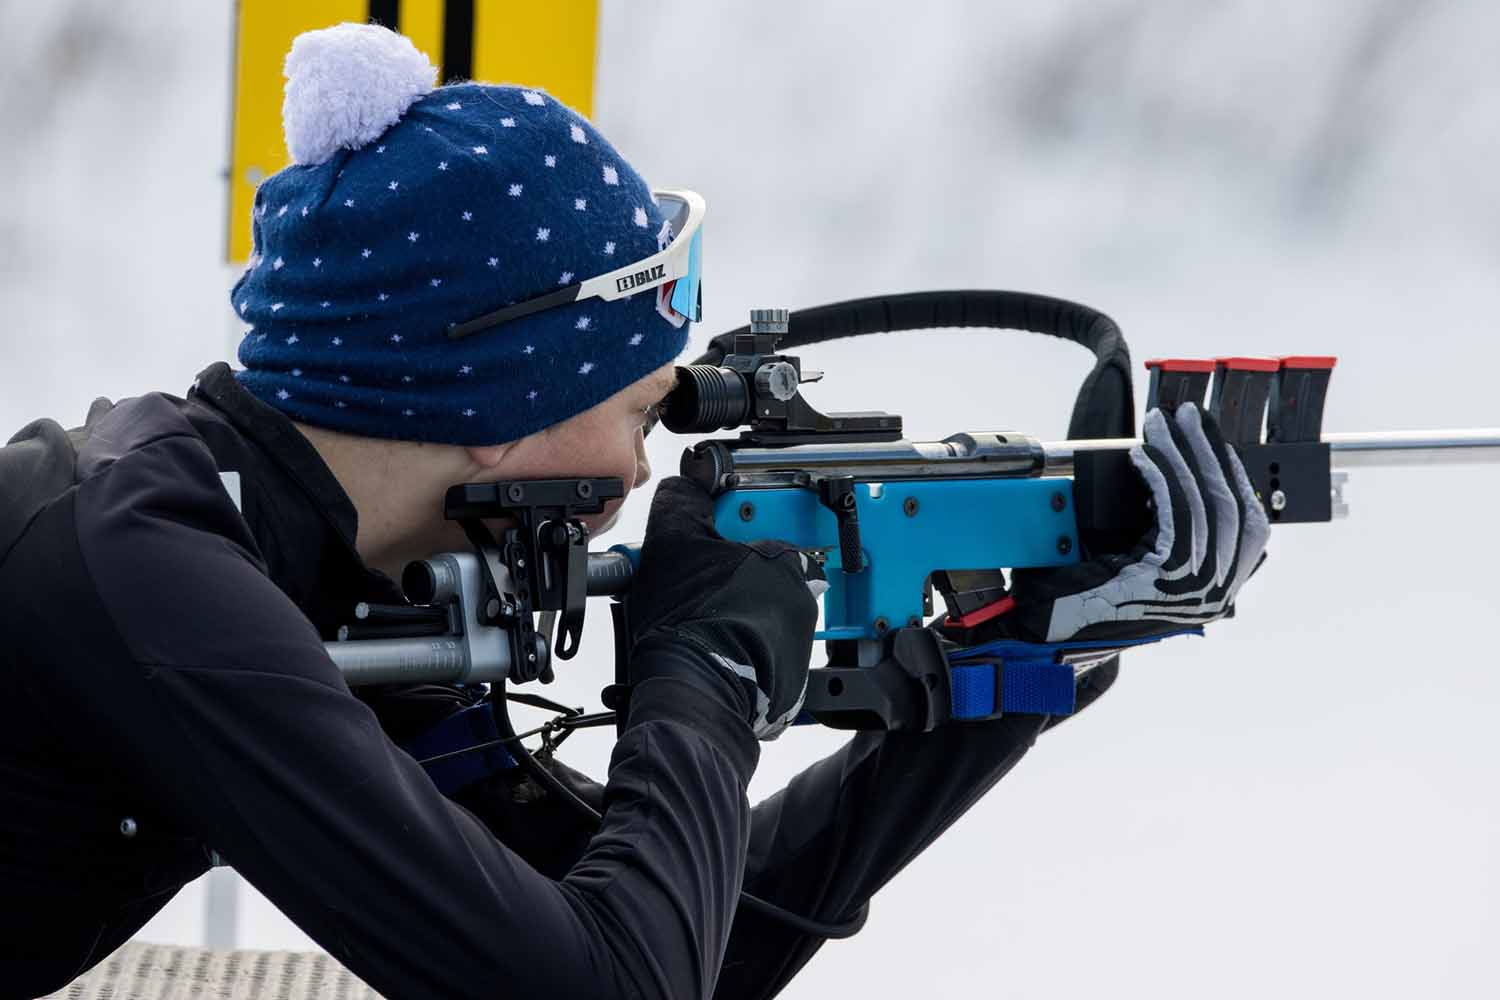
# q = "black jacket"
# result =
<box><xmin>0</xmin><ymin>363</ymin><xmax>1057</xmax><ymax>999</ymax></box>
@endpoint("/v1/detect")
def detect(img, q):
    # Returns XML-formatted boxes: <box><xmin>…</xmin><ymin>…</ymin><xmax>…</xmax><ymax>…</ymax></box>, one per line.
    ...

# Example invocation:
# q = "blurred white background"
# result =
<box><xmin>4</xmin><ymin>1</ymin><xmax>1498</xmax><ymax>997</ymax></box>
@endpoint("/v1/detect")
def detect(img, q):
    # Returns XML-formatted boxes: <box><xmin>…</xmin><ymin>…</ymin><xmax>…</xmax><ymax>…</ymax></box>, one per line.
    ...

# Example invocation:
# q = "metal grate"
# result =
<box><xmin>44</xmin><ymin>942</ymin><xmax>383</xmax><ymax>1000</ymax></box>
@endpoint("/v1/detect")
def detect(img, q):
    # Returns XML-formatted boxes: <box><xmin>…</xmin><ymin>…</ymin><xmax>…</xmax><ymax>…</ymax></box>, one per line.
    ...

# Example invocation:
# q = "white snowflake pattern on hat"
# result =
<box><xmin>522</xmin><ymin>91</ymin><xmax>545</xmax><ymax>106</ymax></box>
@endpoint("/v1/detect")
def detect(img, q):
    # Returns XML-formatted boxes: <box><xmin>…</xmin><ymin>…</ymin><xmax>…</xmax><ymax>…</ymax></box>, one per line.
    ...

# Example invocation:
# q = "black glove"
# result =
<box><xmin>629</xmin><ymin>477</ymin><xmax>826</xmax><ymax>740</ymax></box>
<box><xmin>1000</xmin><ymin>403</ymin><xmax>1271</xmax><ymax>643</ymax></box>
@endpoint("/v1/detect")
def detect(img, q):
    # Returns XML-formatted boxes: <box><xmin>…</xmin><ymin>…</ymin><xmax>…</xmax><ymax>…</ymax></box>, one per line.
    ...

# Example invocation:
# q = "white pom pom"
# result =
<box><xmin>282</xmin><ymin>22</ymin><xmax>437</xmax><ymax>166</ymax></box>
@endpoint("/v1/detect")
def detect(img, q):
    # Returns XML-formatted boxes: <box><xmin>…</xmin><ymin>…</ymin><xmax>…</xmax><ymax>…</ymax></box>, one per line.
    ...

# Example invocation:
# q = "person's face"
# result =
<box><xmin>463</xmin><ymin>362</ymin><xmax>680</xmax><ymax>537</ymax></box>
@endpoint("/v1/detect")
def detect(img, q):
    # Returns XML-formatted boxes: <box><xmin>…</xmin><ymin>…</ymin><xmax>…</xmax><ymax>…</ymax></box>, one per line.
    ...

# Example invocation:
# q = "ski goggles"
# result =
<box><xmin>448</xmin><ymin>188</ymin><xmax>705</xmax><ymax>340</ymax></box>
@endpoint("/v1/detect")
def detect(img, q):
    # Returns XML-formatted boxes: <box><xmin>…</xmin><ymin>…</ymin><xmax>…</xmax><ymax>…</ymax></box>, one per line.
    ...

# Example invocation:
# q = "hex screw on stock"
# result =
<box><xmin>1057</xmin><ymin>536</ymin><xmax>1073</xmax><ymax>555</ymax></box>
<box><xmin>739</xmin><ymin>502</ymin><xmax>755</xmax><ymax>522</ymax></box>
<box><xmin>903</xmin><ymin>497</ymin><xmax>919</xmax><ymax>517</ymax></box>
<box><xmin>1050</xmin><ymin>490</ymin><xmax>1067</xmax><ymax>512</ymax></box>
<box><xmin>874</xmin><ymin>617</ymin><xmax>890</xmax><ymax>635</ymax></box>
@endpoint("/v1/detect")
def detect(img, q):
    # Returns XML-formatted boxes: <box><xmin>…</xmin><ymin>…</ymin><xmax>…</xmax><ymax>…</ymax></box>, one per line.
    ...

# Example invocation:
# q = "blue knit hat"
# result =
<box><xmin>231</xmin><ymin>23</ymin><xmax>693</xmax><ymax>446</ymax></box>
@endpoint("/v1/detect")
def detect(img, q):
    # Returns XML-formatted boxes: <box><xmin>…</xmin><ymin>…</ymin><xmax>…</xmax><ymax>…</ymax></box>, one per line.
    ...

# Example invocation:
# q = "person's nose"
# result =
<box><xmin>634</xmin><ymin>430</ymin><xmax>652</xmax><ymax>489</ymax></box>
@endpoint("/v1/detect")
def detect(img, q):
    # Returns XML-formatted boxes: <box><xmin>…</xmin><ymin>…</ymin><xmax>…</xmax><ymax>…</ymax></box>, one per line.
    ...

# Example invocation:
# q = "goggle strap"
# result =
<box><xmin>447</xmin><ymin>284</ymin><xmax>584</xmax><ymax>341</ymax></box>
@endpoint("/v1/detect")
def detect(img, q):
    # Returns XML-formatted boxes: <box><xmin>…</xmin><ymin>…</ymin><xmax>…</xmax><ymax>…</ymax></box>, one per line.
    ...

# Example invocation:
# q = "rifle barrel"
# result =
<box><xmin>1041</xmin><ymin>429</ymin><xmax>1500</xmax><ymax>476</ymax></box>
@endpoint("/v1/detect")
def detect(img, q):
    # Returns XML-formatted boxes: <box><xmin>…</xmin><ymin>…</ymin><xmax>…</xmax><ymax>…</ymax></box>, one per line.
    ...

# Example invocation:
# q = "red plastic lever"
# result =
<box><xmin>1145</xmin><ymin>358</ymin><xmax>1216</xmax><ymax>373</ymax></box>
<box><xmin>1279</xmin><ymin>356</ymin><xmax>1338</xmax><ymax>370</ymax></box>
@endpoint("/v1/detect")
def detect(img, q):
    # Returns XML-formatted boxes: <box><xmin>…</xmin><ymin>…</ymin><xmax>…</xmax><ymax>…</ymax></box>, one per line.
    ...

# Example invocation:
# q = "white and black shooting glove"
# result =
<box><xmin>628</xmin><ymin>477</ymin><xmax>827</xmax><ymax>740</ymax></box>
<box><xmin>1002</xmin><ymin>403</ymin><xmax>1271</xmax><ymax>644</ymax></box>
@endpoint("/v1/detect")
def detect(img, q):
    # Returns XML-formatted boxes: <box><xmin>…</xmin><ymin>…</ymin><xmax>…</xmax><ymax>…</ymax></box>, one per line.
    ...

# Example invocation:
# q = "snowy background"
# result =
<box><xmin>4</xmin><ymin>1</ymin><xmax>1499</xmax><ymax>997</ymax></box>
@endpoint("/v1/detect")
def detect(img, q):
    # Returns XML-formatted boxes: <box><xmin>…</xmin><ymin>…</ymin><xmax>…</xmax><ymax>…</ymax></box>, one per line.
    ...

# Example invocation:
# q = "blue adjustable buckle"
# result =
<box><xmin>946</xmin><ymin>629</ymin><xmax>1204</xmax><ymax>720</ymax></box>
<box><xmin>399</xmin><ymin>701</ymin><xmax>516</xmax><ymax>796</ymax></box>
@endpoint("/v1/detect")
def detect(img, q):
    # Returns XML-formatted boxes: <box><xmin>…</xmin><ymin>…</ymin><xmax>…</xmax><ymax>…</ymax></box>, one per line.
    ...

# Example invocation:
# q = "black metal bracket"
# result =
<box><xmin>804</xmin><ymin>628</ymin><xmax>952</xmax><ymax>731</ymax></box>
<box><xmin>444</xmin><ymin>478</ymin><xmax>624</xmax><ymax>680</ymax></box>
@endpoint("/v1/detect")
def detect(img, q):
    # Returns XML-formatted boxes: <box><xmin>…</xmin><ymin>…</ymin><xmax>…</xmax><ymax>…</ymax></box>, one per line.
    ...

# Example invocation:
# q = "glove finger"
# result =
<box><xmin>1174</xmin><ymin>404</ymin><xmax>1240</xmax><ymax>592</ymax></box>
<box><xmin>1130</xmin><ymin>439</ymin><xmax>1199</xmax><ymax>578</ymax></box>
<box><xmin>1168</xmin><ymin>403</ymin><xmax>1236</xmax><ymax>590</ymax></box>
<box><xmin>644</xmin><ymin>475</ymin><xmax>723</xmax><ymax>545</ymax></box>
<box><xmin>1142</xmin><ymin>408</ymin><xmax>1208</xmax><ymax>578</ymax></box>
<box><xmin>1218</xmin><ymin>431</ymin><xmax>1272</xmax><ymax>599</ymax></box>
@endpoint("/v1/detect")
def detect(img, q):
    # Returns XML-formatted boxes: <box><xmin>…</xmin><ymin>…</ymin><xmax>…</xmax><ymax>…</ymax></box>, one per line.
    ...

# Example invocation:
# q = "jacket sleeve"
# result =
<box><xmin>60</xmin><ymin>432</ymin><xmax>759</xmax><ymax>1000</ymax></box>
<box><xmin>715</xmin><ymin>660</ymin><xmax>1120</xmax><ymax>998</ymax></box>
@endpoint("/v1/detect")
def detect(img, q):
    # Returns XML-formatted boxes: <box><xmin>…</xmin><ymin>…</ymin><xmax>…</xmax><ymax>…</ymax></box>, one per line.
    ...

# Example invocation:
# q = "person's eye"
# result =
<box><xmin>640</xmin><ymin>402</ymin><xmax>662</xmax><ymax>437</ymax></box>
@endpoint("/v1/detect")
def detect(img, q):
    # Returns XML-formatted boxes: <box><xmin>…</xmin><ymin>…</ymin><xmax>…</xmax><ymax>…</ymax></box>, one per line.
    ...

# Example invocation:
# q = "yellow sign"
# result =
<box><xmin>226</xmin><ymin>0</ymin><xmax>599</xmax><ymax>263</ymax></box>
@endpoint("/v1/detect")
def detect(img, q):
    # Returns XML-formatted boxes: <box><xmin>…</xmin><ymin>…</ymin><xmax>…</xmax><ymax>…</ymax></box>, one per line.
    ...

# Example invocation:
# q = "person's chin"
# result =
<box><xmin>588</xmin><ymin>508</ymin><xmax>621</xmax><ymax>538</ymax></box>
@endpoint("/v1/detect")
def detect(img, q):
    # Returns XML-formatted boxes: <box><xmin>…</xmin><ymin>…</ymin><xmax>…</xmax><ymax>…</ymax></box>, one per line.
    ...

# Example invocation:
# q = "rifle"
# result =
<box><xmin>325</xmin><ymin>291</ymin><xmax>1498</xmax><ymax>735</ymax></box>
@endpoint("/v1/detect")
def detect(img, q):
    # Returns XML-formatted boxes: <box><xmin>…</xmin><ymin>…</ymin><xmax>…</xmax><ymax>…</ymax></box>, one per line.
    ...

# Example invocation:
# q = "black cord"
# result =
<box><xmin>482</xmin><ymin>683</ymin><xmax>871</xmax><ymax>941</ymax></box>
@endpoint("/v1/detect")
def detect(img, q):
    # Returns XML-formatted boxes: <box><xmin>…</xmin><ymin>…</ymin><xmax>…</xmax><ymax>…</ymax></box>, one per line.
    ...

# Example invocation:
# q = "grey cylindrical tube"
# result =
<box><xmin>1040</xmin><ymin>429</ymin><xmax>1500</xmax><ymax>476</ymax></box>
<box><xmin>587</xmin><ymin>550</ymin><xmax>635</xmax><ymax>596</ymax></box>
<box><xmin>327</xmin><ymin>637</ymin><xmax>490</xmax><ymax>686</ymax></box>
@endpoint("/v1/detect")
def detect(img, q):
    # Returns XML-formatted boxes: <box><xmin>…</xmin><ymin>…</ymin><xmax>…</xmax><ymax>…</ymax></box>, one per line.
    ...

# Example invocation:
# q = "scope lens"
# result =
<box><xmin>660</xmin><ymin>365</ymin><xmax>752</xmax><ymax>433</ymax></box>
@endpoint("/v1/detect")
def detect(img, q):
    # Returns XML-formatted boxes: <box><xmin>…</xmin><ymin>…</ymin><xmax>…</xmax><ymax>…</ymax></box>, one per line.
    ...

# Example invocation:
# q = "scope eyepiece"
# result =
<box><xmin>660</xmin><ymin>364</ymin><xmax>752</xmax><ymax>433</ymax></box>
